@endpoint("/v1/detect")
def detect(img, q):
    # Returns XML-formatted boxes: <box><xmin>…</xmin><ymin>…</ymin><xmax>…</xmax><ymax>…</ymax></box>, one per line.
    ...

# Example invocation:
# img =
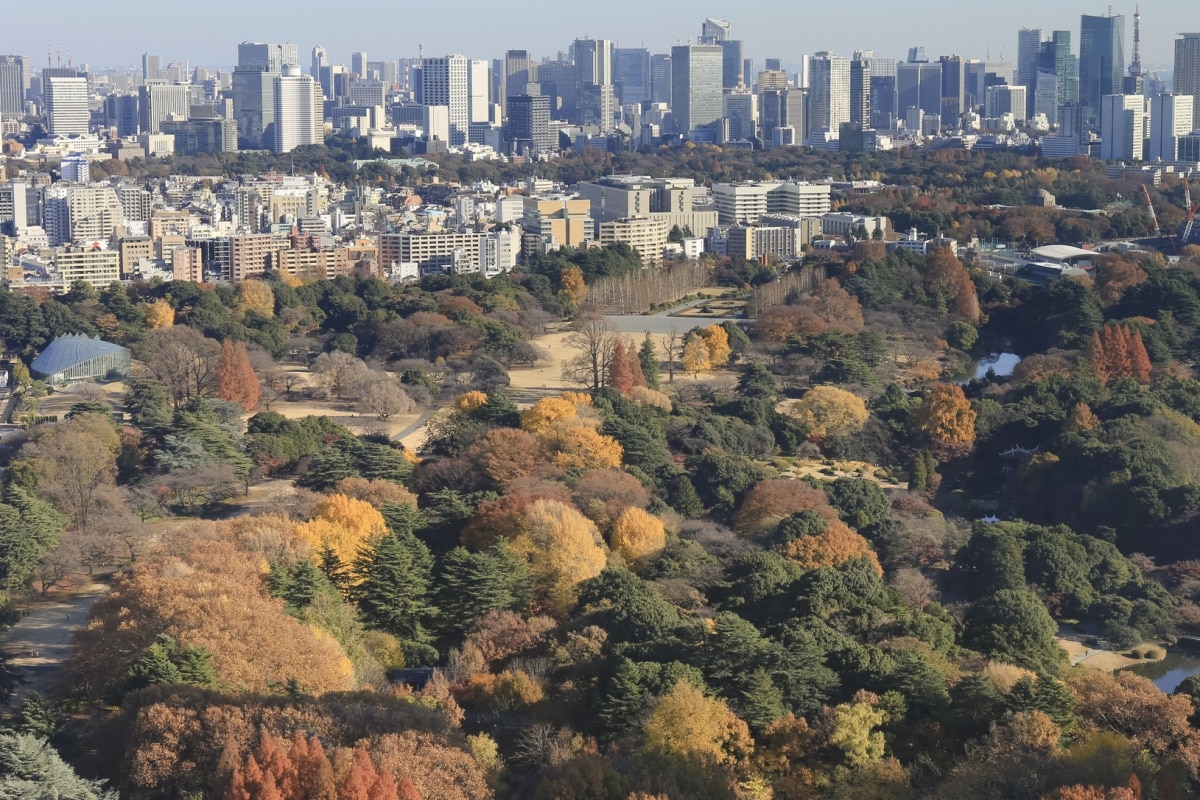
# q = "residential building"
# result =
<box><xmin>598</xmin><ymin>216</ymin><xmax>670</xmax><ymax>264</ymax></box>
<box><xmin>272</xmin><ymin>66</ymin><xmax>320</xmax><ymax>153</ymax></box>
<box><xmin>229</xmin><ymin>233</ymin><xmax>280</xmax><ymax>282</ymax></box>
<box><xmin>55</xmin><ymin>247</ymin><xmax>120</xmax><ymax>287</ymax></box>
<box><xmin>850</xmin><ymin>53</ymin><xmax>871</xmax><ymax>127</ymax></box>
<box><xmin>712</xmin><ymin>182</ymin><xmax>832</xmax><ymax>225</ymax></box>
<box><xmin>807</xmin><ymin>52</ymin><xmax>850</xmax><ymax>142</ymax></box>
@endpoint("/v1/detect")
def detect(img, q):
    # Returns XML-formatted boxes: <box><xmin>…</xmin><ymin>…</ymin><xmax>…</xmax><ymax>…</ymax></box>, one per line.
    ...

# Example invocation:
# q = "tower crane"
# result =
<box><xmin>1141</xmin><ymin>183</ymin><xmax>1161</xmax><ymax>240</ymax></box>
<box><xmin>1182</xmin><ymin>177</ymin><xmax>1200</xmax><ymax>247</ymax></box>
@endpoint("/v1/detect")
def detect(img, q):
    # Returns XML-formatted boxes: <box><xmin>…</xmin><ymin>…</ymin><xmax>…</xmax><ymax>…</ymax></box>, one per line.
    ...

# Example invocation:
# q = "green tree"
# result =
<box><xmin>436</xmin><ymin>542</ymin><xmax>530</xmax><ymax>634</ymax></box>
<box><xmin>963</xmin><ymin>588</ymin><xmax>1064</xmax><ymax>674</ymax></box>
<box><xmin>0</xmin><ymin>734</ymin><xmax>117</xmax><ymax>799</ymax></box>
<box><xmin>639</xmin><ymin>332</ymin><xmax>661</xmax><ymax>390</ymax></box>
<box><xmin>119</xmin><ymin>634</ymin><xmax>216</xmax><ymax>699</ymax></box>
<box><xmin>12</xmin><ymin>693</ymin><xmax>60</xmax><ymax>739</ymax></box>
<box><xmin>353</xmin><ymin>530</ymin><xmax>435</xmax><ymax>662</ymax></box>
<box><xmin>738</xmin><ymin>668</ymin><xmax>786</xmax><ymax>732</ymax></box>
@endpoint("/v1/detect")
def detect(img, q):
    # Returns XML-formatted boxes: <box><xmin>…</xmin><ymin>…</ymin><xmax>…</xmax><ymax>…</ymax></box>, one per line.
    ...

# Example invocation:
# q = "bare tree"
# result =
<box><xmin>137</xmin><ymin>326</ymin><xmax>221</xmax><ymax>408</ymax></box>
<box><xmin>663</xmin><ymin>328</ymin><xmax>682</xmax><ymax>383</ymax></box>
<box><xmin>311</xmin><ymin>351</ymin><xmax>370</xmax><ymax>400</ymax></box>
<box><xmin>279</xmin><ymin>371</ymin><xmax>307</xmax><ymax>398</ymax></box>
<box><xmin>561</xmin><ymin>315</ymin><xmax>618</xmax><ymax>391</ymax></box>
<box><xmin>357</xmin><ymin>379</ymin><xmax>412</xmax><ymax>420</ymax></box>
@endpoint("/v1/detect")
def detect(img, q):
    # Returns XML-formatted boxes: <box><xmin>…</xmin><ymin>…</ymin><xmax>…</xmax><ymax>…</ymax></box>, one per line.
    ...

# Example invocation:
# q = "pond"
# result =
<box><xmin>1125</xmin><ymin>649</ymin><xmax>1200</xmax><ymax>693</ymax></box>
<box><xmin>972</xmin><ymin>352</ymin><xmax>1021</xmax><ymax>380</ymax></box>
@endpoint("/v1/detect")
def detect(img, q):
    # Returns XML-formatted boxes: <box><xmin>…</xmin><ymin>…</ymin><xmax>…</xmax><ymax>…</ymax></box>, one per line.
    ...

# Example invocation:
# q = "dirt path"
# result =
<box><xmin>5</xmin><ymin>584</ymin><xmax>109</xmax><ymax>699</ymax></box>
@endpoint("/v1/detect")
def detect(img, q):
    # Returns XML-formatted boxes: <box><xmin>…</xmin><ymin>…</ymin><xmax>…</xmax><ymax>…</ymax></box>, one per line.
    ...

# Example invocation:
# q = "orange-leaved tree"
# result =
<box><xmin>216</xmin><ymin>339</ymin><xmax>260</xmax><ymax>411</ymax></box>
<box><xmin>609</xmin><ymin>507</ymin><xmax>667</xmax><ymax>565</ymax></box>
<box><xmin>912</xmin><ymin>383</ymin><xmax>977</xmax><ymax>455</ymax></box>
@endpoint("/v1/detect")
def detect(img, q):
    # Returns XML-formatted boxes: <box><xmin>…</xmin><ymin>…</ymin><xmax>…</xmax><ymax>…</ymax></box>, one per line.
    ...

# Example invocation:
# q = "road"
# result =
<box><xmin>5</xmin><ymin>585</ymin><xmax>108</xmax><ymax>698</ymax></box>
<box><xmin>604</xmin><ymin>304</ymin><xmax>741</xmax><ymax>335</ymax></box>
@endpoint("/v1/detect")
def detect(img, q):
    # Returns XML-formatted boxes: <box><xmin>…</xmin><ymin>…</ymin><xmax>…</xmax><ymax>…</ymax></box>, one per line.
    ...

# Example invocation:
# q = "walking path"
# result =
<box><xmin>4</xmin><ymin>585</ymin><xmax>108</xmax><ymax>699</ymax></box>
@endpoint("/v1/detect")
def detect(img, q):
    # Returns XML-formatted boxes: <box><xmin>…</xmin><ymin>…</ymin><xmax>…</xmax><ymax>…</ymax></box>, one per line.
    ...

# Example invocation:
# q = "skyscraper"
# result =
<box><xmin>897</xmin><ymin>60</ymin><xmax>942</xmax><ymax>120</ymax></box>
<box><xmin>1149</xmin><ymin>93</ymin><xmax>1194</xmax><ymax>160</ymax></box>
<box><xmin>1100</xmin><ymin>93</ymin><xmax>1145</xmax><ymax>160</ymax></box>
<box><xmin>807</xmin><ymin>52</ymin><xmax>850</xmax><ymax>141</ymax></box>
<box><xmin>507</xmin><ymin>94</ymin><xmax>554</xmax><ymax>154</ymax></box>
<box><xmin>233</xmin><ymin>42</ymin><xmax>300</xmax><ymax>148</ymax></box>
<box><xmin>142</xmin><ymin>53</ymin><xmax>162</xmax><ymax>82</ymax></box>
<box><xmin>573</xmin><ymin>38</ymin><xmax>615</xmax><ymax>130</ymax></box>
<box><xmin>671</xmin><ymin>44</ymin><xmax>724</xmax><ymax>140</ymax></box>
<box><xmin>850</xmin><ymin>53</ymin><xmax>871</xmax><ymax>127</ymax></box>
<box><xmin>700</xmin><ymin>18</ymin><xmax>732</xmax><ymax>44</ymax></box>
<box><xmin>139</xmin><ymin>82</ymin><xmax>190</xmax><ymax>133</ymax></box>
<box><xmin>1175</xmin><ymin>33</ymin><xmax>1200</xmax><ymax>130</ymax></box>
<box><xmin>311</xmin><ymin>45</ymin><xmax>327</xmax><ymax>83</ymax></box>
<box><xmin>1018</xmin><ymin>28</ymin><xmax>1047</xmax><ymax>117</ymax></box>
<box><xmin>503</xmin><ymin>50</ymin><xmax>536</xmax><ymax>113</ymax></box>
<box><xmin>759</xmin><ymin>86</ymin><xmax>804</xmax><ymax>145</ymax></box>
<box><xmin>272</xmin><ymin>65</ymin><xmax>320</xmax><ymax>153</ymax></box>
<box><xmin>720</xmin><ymin>41</ymin><xmax>744</xmax><ymax>89</ymax></box>
<box><xmin>351</xmin><ymin>52</ymin><xmax>368</xmax><ymax>79</ymax></box>
<box><xmin>45</xmin><ymin>76</ymin><xmax>89</xmax><ymax>135</ymax></box>
<box><xmin>0</xmin><ymin>56</ymin><xmax>24</xmax><ymax>114</ymax></box>
<box><xmin>1041</xmin><ymin>31</ymin><xmax>1078</xmax><ymax>125</ymax></box>
<box><xmin>649</xmin><ymin>54</ymin><xmax>672</xmax><ymax>104</ymax></box>
<box><xmin>869</xmin><ymin>57</ymin><xmax>897</xmax><ymax>129</ymax></box>
<box><xmin>422</xmin><ymin>55</ymin><xmax>469</xmax><ymax>145</ymax></box>
<box><xmin>940</xmin><ymin>55</ymin><xmax>965</xmax><ymax>124</ymax></box>
<box><xmin>1080</xmin><ymin>13</ymin><xmax>1126</xmax><ymax>130</ymax></box>
<box><xmin>467</xmin><ymin>60</ymin><xmax>491</xmax><ymax>124</ymax></box>
<box><xmin>614</xmin><ymin>48</ymin><xmax>650</xmax><ymax>106</ymax></box>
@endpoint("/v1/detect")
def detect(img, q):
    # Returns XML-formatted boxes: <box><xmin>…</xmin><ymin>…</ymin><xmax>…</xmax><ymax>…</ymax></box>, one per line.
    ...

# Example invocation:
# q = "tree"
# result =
<box><xmin>830</xmin><ymin>702</ymin><xmax>887</xmax><ymax>768</ymax></box>
<box><xmin>138</xmin><ymin>326</ymin><xmax>222</xmax><ymax>408</ymax></box>
<box><xmin>354</xmin><ymin>529</ymin><xmax>435</xmax><ymax>659</ymax></box>
<box><xmin>963</xmin><ymin>588</ymin><xmax>1065</xmax><ymax>674</ymax></box>
<box><xmin>438</xmin><ymin>542</ymin><xmax>530</xmax><ymax>634</ymax></box>
<box><xmin>0</xmin><ymin>733</ymin><xmax>117</xmax><ymax>799</ymax></box>
<box><xmin>358</xmin><ymin>380</ymin><xmax>413</xmax><ymax>420</ymax></box>
<box><xmin>512</xmin><ymin>499</ymin><xmax>607</xmax><ymax>614</ymax></box>
<box><xmin>697</xmin><ymin>325</ymin><xmax>732</xmax><ymax>368</ymax></box>
<box><xmin>609</xmin><ymin>507</ymin><xmax>667</xmax><ymax>565</ymax></box>
<box><xmin>912</xmin><ymin>384</ymin><xmax>977</xmax><ymax>454</ymax></box>
<box><xmin>236</xmin><ymin>278</ymin><xmax>276</xmax><ymax>318</ymax></box>
<box><xmin>558</xmin><ymin>266</ymin><xmax>588</xmax><ymax>312</ymax></box>
<box><xmin>466</xmin><ymin>428</ymin><xmax>546</xmax><ymax>487</ymax></box>
<box><xmin>789</xmin><ymin>386</ymin><xmax>869</xmax><ymax>440</ymax></box>
<box><xmin>639</xmin><ymin>333</ymin><xmax>661</xmax><ymax>390</ymax></box>
<box><xmin>608</xmin><ymin>340</ymin><xmax>635</xmax><ymax>394</ymax></box>
<box><xmin>562</xmin><ymin>316</ymin><xmax>618</xmax><ymax>391</ymax></box>
<box><xmin>681</xmin><ymin>336</ymin><xmax>712</xmax><ymax>375</ymax></box>
<box><xmin>293</xmin><ymin>494</ymin><xmax>388</xmax><ymax>567</ymax></box>
<box><xmin>216</xmin><ymin>340</ymin><xmax>260</xmax><ymax>412</ymax></box>
<box><xmin>27</xmin><ymin>421</ymin><xmax>118</xmax><ymax>535</ymax></box>
<box><xmin>541</xmin><ymin>426</ymin><xmax>624</xmax><ymax>472</ymax></box>
<box><xmin>642</xmin><ymin>680</ymin><xmax>753</xmax><ymax>769</ymax></box>
<box><xmin>144</xmin><ymin>299</ymin><xmax>175</xmax><ymax>329</ymax></box>
<box><xmin>663</xmin><ymin>329</ymin><xmax>682</xmax><ymax>383</ymax></box>
<box><xmin>311</xmin><ymin>351</ymin><xmax>370</xmax><ymax>400</ymax></box>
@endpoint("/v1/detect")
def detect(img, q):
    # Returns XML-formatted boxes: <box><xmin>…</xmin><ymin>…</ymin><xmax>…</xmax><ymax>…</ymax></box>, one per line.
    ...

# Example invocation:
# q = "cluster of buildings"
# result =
<box><xmin>0</xmin><ymin>11</ymin><xmax>1195</xmax><ymax>165</ymax></box>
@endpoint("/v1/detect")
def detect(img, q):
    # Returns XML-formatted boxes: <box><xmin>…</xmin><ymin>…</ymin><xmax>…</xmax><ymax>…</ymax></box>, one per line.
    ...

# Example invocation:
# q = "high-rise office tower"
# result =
<box><xmin>503</xmin><ymin>50</ymin><xmax>536</xmax><ymax>113</ymax></box>
<box><xmin>574</xmin><ymin>38</ymin><xmax>615</xmax><ymax>130</ymax></box>
<box><xmin>759</xmin><ymin>86</ymin><xmax>804</xmax><ymax>144</ymax></box>
<box><xmin>1080</xmin><ymin>12</ymin><xmax>1125</xmax><ymax>130</ymax></box>
<box><xmin>985</xmin><ymin>84</ymin><xmax>1028</xmax><ymax>121</ymax></box>
<box><xmin>614</xmin><ymin>47</ymin><xmax>650</xmax><ymax>106</ymax></box>
<box><xmin>233</xmin><ymin>42</ymin><xmax>300</xmax><ymax>148</ymax></box>
<box><xmin>850</xmin><ymin>52</ymin><xmax>871</xmax><ymax>127</ymax></box>
<box><xmin>367</xmin><ymin>60</ymin><xmax>398</xmax><ymax>86</ymax></box>
<box><xmin>105</xmin><ymin>93</ymin><xmax>139</xmax><ymax>136</ymax></box>
<box><xmin>351</xmin><ymin>52</ymin><xmax>368</xmax><ymax>79</ymax></box>
<box><xmin>272</xmin><ymin>65</ymin><xmax>320</xmax><ymax>153</ymax></box>
<box><xmin>139</xmin><ymin>82</ymin><xmax>190</xmax><ymax>133</ymax></box>
<box><xmin>649</xmin><ymin>54</ymin><xmax>672</xmax><ymax>104</ymax></box>
<box><xmin>1018</xmin><ymin>28</ymin><xmax>1047</xmax><ymax>117</ymax></box>
<box><xmin>1175</xmin><ymin>33</ymin><xmax>1200</xmax><ymax>130</ymax></box>
<box><xmin>897</xmin><ymin>60</ymin><xmax>943</xmax><ymax>120</ymax></box>
<box><xmin>1038</xmin><ymin>31</ymin><xmax>1078</xmax><ymax>125</ymax></box>
<box><xmin>422</xmin><ymin>55</ymin><xmax>469</xmax><ymax>145</ymax></box>
<box><xmin>507</xmin><ymin>94</ymin><xmax>554</xmax><ymax>154</ymax></box>
<box><xmin>1100</xmin><ymin>93</ymin><xmax>1145</xmax><ymax>160</ymax></box>
<box><xmin>467</xmin><ymin>59</ymin><xmax>491</xmax><ymax>124</ymax></box>
<box><xmin>672</xmin><ymin>44</ymin><xmax>724</xmax><ymax>140</ymax></box>
<box><xmin>869</xmin><ymin>56</ymin><xmax>897</xmax><ymax>128</ymax></box>
<box><xmin>45</xmin><ymin>76</ymin><xmax>89</xmax><ymax>135</ymax></box>
<box><xmin>700</xmin><ymin>18</ymin><xmax>732</xmax><ymax>44</ymax></box>
<box><xmin>940</xmin><ymin>55</ymin><xmax>965</xmax><ymax>124</ymax></box>
<box><xmin>720</xmin><ymin>41</ymin><xmax>744</xmax><ymax>89</ymax></box>
<box><xmin>723</xmin><ymin>90</ymin><xmax>757</xmax><ymax>140</ymax></box>
<box><xmin>1149</xmin><ymin>93</ymin><xmax>1194</xmax><ymax>160</ymax></box>
<box><xmin>311</xmin><ymin>45</ymin><xmax>327</xmax><ymax>82</ymax></box>
<box><xmin>142</xmin><ymin>53</ymin><xmax>162</xmax><ymax>82</ymax></box>
<box><xmin>0</xmin><ymin>56</ymin><xmax>24</xmax><ymax>113</ymax></box>
<box><xmin>807</xmin><ymin>52</ymin><xmax>850</xmax><ymax>140</ymax></box>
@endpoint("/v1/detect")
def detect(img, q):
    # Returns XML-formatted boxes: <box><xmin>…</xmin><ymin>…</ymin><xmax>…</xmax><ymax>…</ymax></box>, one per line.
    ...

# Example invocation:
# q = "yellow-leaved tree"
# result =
<box><xmin>913</xmin><ymin>383</ymin><xmax>977</xmax><ymax>454</ymax></box>
<box><xmin>788</xmin><ymin>386</ymin><xmax>869</xmax><ymax>440</ymax></box>
<box><xmin>697</xmin><ymin>325</ymin><xmax>732</xmax><ymax>368</ymax></box>
<box><xmin>235</xmin><ymin>278</ymin><xmax>276</xmax><ymax>318</ymax></box>
<box><xmin>542</xmin><ymin>425</ymin><xmax>623</xmax><ymax>471</ymax></box>
<box><xmin>558</xmin><ymin>266</ymin><xmax>588</xmax><ymax>312</ymax></box>
<box><xmin>144</xmin><ymin>299</ymin><xmax>175</xmax><ymax>329</ymax></box>
<box><xmin>682</xmin><ymin>337</ymin><xmax>712</xmax><ymax>375</ymax></box>
<box><xmin>609</xmin><ymin>507</ymin><xmax>667</xmax><ymax>565</ymax></box>
<box><xmin>292</xmin><ymin>494</ymin><xmax>387</xmax><ymax>567</ymax></box>
<box><xmin>511</xmin><ymin>499</ymin><xmax>607</xmax><ymax>614</ymax></box>
<box><xmin>643</xmin><ymin>680</ymin><xmax>754</xmax><ymax>769</ymax></box>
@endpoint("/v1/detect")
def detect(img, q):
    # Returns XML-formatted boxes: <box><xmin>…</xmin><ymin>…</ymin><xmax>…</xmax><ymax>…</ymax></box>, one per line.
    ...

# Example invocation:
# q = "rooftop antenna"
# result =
<box><xmin>1130</xmin><ymin>4</ymin><xmax>1143</xmax><ymax>79</ymax></box>
<box><xmin>46</xmin><ymin>44</ymin><xmax>51</xmax><ymax>67</ymax></box>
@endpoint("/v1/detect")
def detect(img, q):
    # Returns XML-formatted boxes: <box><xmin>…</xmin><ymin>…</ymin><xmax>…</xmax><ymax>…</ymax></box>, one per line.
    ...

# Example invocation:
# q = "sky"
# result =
<box><xmin>0</xmin><ymin>0</ymin><xmax>1189</xmax><ymax>73</ymax></box>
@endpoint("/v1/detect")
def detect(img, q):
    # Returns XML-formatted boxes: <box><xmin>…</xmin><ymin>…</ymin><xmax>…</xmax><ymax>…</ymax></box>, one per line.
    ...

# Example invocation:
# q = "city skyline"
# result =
<box><xmin>2</xmin><ymin>0</ymin><xmax>1188</xmax><ymax>73</ymax></box>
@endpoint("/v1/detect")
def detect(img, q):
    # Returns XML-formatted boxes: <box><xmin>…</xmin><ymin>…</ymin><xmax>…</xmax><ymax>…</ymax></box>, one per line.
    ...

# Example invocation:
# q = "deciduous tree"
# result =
<box><xmin>216</xmin><ymin>340</ymin><xmax>260</xmax><ymax>412</ymax></box>
<box><xmin>512</xmin><ymin>499</ymin><xmax>607</xmax><ymax>614</ymax></box>
<box><xmin>788</xmin><ymin>386</ymin><xmax>869</xmax><ymax>440</ymax></box>
<box><xmin>609</xmin><ymin>507</ymin><xmax>667</xmax><ymax>565</ymax></box>
<box><xmin>912</xmin><ymin>384</ymin><xmax>977</xmax><ymax>454</ymax></box>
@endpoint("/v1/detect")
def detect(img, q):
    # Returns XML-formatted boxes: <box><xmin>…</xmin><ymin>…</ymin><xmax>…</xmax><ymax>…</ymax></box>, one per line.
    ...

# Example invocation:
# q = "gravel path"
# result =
<box><xmin>5</xmin><ymin>585</ymin><xmax>108</xmax><ymax>699</ymax></box>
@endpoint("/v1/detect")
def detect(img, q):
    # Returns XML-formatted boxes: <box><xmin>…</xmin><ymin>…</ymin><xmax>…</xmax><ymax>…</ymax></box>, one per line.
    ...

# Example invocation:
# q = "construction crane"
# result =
<box><xmin>1141</xmin><ymin>184</ymin><xmax>1161</xmax><ymax>239</ymax></box>
<box><xmin>1182</xmin><ymin>177</ymin><xmax>1200</xmax><ymax>247</ymax></box>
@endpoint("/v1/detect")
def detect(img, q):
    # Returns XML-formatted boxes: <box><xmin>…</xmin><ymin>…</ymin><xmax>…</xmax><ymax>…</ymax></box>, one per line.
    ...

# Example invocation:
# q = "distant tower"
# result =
<box><xmin>1130</xmin><ymin>4</ymin><xmax>1143</xmax><ymax>80</ymax></box>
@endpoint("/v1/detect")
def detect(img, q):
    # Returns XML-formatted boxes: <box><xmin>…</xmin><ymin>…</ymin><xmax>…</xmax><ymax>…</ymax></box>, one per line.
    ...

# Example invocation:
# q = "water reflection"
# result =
<box><xmin>1126</xmin><ymin>650</ymin><xmax>1200</xmax><ymax>693</ymax></box>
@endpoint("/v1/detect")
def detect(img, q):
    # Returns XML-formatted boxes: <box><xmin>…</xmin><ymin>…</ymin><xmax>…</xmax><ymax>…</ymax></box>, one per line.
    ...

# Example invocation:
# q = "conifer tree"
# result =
<box><xmin>608</xmin><ymin>340</ymin><xmax>634</xmax><ymax>394</ymax></box>
<box><xmin>738</xmin><ymin>668</ymin><xmax>786</xmax><ymax>732</ymax></box>
<box><xmin>638</xmin><ymin>333</ymin><xmax>661</xmax><ymax>390</ymax></box>
<box><xmin>1128</xmin><ymin>328</ymin><xmax>1152</xmax><ymax>384</ymax></box>
<box><xmin>354</xmin><ymin>530</ymin><xmax>434</xmax><ymax>648</ymax></box>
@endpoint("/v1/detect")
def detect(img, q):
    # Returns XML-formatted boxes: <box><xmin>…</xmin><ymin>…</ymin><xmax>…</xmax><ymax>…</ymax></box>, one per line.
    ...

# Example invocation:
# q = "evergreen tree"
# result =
<box><xmin>738</xmin><ymin>668</ymin><xmax>786</xmax><ymax>732</ymax></box>
<box><xmin>664</xmin><ymin>471</ymin><xmax>703</xmax><ymax>518</ymax></box>
<box><xmin>380</xmin><ymin>501</ymin><xmax>424</xmax><ymax>538</ymax></box>
<box><xmin>437</xmin><ymin>542</ymin><xmax>530</xmax><ymax>633</ymax></box>
<box><xmin>318</xmin><ymin>543</ymin><xmax>352</xmax><ymax>593</ymax></box>
<box><xmin>353</xmin><ymin>531</ymin><xmax>434</xmax><ymax>648</ymax></box>
<box><xmin>638</xmin><ymin>332</ymin><xmax>661</xmax><ymax>390</ymax></box>
<box><xmin>120</xmin><ymin>634</ymin><xmax>215</xmax><ymax>698</ymax></box>
<box><xmin>0</xmin><ymin>734</ymin><xmax>117</xmax><ymax>799</ymax></box>
<box><xmin>284</xmin><ymin>560</ymin><xmax>327</xmax><ymax>609</ymax></box>
<box><xmin>13</xmin><ymin>692</ymin><xmax>60</xmax><ymax>739</ymax></box>
<box><xmin>598</xmin><ymin>658</ymin><xmax>650</xmax><ymax>739</ymax></box>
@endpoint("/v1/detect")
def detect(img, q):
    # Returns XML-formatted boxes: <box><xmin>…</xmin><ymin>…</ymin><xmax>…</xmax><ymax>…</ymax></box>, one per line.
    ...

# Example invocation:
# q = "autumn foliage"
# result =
<box><xmin>912</xmin><ymin>383</ymin><xmax>977</xmax><ymax>453</ymax></box>
<box><xmin>732</xmin><ymin>480</ymin><xmax>838</xmax><ymax>537</ymax></box>
<box><xmin>1087</xmin><ymin>324</ymin><xmax>1152</xmax><ymax>384</ymax></box>
<box><xmin>780</xmin><ymin>518</ymin><xmax>883</xmax><ymax>575</ymax></box>
<box><xmin>217</xmin><ymin>339</ymin><xmax>261</xmax><ymax>411</ymax></box>
<box><xmin>787</xmin><ymin>386</ymin><xmax>870</xmax><ymax>440</ymax></box>
<box><xmin>225</xmin><ymin>732</ymin><xmax>416</xmax><ymax>800</ymax></box>
<box><xmin>609</xmin><ymin>507</ymin><xmax>667</xmax><ymax>565</ymax></box>
<box><xmin>293</xmin><ymin>494</ymin><xmax>388</xmax><ymax>567</ymax></box>
<box><xmin>510</xmin><ymin>499</ymin><xmax>607</xmax><ymax>614</ymax></box>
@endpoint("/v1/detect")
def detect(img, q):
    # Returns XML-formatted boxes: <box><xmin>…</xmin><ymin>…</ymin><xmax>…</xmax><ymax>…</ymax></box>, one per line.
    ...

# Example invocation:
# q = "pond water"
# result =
<box><xmin>1126</xmin><ymin>650</ymin><xmax>1200</xmax><ymax>693</ymax></box>
<box><xmin>972</xmin><ymin>352</ymin><xmax>1021</xmax><ymax>380</ymax></box>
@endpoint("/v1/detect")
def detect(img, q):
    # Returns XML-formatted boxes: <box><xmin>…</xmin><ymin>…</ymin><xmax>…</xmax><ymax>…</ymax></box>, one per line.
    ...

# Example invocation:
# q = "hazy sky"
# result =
<box><xmin>1</xmin><ymin>0</ymin><xmax>1188</xmax><ymax>73</ymax></box>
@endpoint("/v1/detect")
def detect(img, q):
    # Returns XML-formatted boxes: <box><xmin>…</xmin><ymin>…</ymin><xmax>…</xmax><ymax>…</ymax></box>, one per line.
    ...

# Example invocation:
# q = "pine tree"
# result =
<box><xmin>354</xmin><ymin>531</ymin><xmax>434</xmax><ymax>646</ymax></box>
<box><xmin>284</xmin><ymin>560</ymin><xmax>328</xmax><ymax>608</ymax></box>
<box><xmin>738</xmin><ymin>668</ymin><xmax>786</xmax><ymax>732</ymax></box>
<box><xmin>639</xmin><ymin>333</ymin><xmax>660</xmax><ymax>390</ymax></box>
<box><xmin>14</xmin><ymin>691</ymin><xmax>61</xmax><ymax>739</ymax></box>
<box><xmin>599</xmin><ymin>658</ymin><xmax>650</xmax><ymax>738</ymax></box>
<box><xmin>608</xmin><ymin>340</ymin><xmax>634</xmax><ymax>394</ymax></box>
<box><xmin>437</xmin><ymin>542</ymin><xmax>530</xmax><ymax>633</ymax></box>
<box><xmin>380</xmin><ymin>501</ymin><xmax>424</xmax><ymax>538</ymax></box>
<box><xmin>910</xmin><ymin>454</ymin><xmax>929</xmax><ymax>491</ymax></box>
<box><xmin>318</xmin><ymin>543</ymin><xmax>352</xmax><ymax>593</ymax></box>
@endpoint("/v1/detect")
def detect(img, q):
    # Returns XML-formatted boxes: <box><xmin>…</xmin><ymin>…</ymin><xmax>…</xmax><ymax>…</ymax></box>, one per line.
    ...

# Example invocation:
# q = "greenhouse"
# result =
<box><xmin>30</xmin><ymin>334</ymin><xmax>132</xmax><ymax>385</ymax></box>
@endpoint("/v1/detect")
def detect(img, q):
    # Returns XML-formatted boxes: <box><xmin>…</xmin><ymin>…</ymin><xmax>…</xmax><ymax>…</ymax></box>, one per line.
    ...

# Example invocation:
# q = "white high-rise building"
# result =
<box><xmin>45</xmin><ymin>76</ymin><xmax>89</xmax><ymax>135</ymax></box>
<box><xmin>422</xmin><ymin>55</ymin><xmax>469</xmax><ymax>145</ymax></box>
<box><xmin>1174</xmin><ymin>34</ymin><xmax>1200</xmax><ymax>131</ymax></box>
<box><xmin>272</xmin><ymin>66</ymin><xmax>321</xmax><ymax>153</ymax></box>
<box><xmin>1149</xmin><ymin>94</ymin><xmax>1195</xmax><ymax>161</ymax></box>
<box><xmin>807</xmin><ymin>52</ymin><xmax>850</xmax><ymax>141</ymax></box>
<box><xmin>1101</xmin><ymin>94</ymin><xmax>1147</xmax><ymax>161</ymax></box>
<box><xmin>467</xmin><ymin>59</ymin><xmax>490</xmax><ymax>124</ymax></box>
